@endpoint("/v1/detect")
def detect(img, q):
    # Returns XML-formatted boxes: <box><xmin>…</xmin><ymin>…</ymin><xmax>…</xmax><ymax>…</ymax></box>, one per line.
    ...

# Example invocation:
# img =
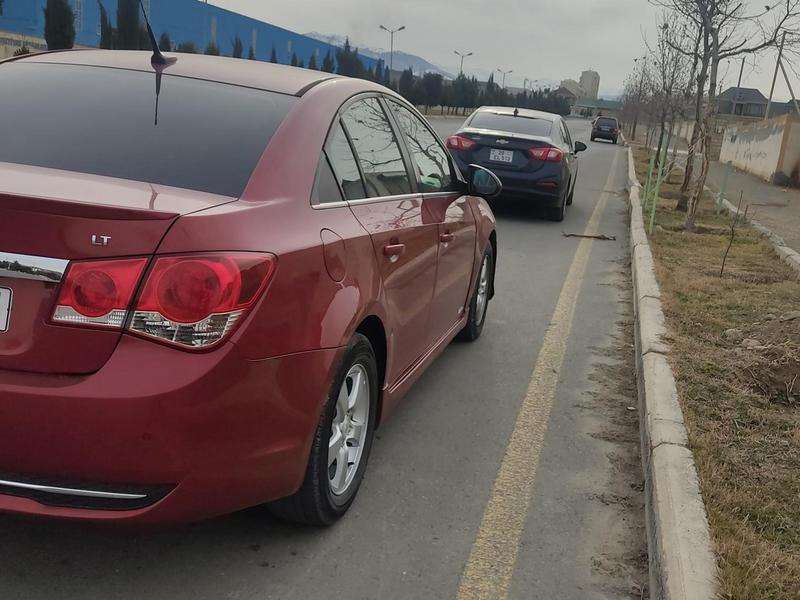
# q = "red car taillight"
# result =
<box><xmin>52</xmin><ymin>258</ymin><xmax>148</xmax><ymax>328</ymax></box>
<box><xmin>527</xmin><ymin>146</ymin><xmax>564</xmax><ymax>162</ymax></box>
<box><xmin>445</xmin><ymin>135</ymin><xmax>477</xmax><ymax>151</ymax></box>
<box><xmin>52</xmin><ymin>253</ymin><xmax>276</xmax><ymax>349</ymax></box>
<box><xmin>129</xmin><ymin>253</ymin><xmax>276</xmax><ymax>349</ymax></box>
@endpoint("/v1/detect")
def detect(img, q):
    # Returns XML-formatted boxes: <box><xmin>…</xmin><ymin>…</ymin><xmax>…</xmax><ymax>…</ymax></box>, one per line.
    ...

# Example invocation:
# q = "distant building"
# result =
<box><xmin>560</xmin><ymin>78</ymin><xmax>583</xmax><ymax>98</ymax></box>
<box><xmin>554</xmin><ymin>86</ymin><xmax>578</xmax><ymax>105</ymax></box>
<box><xmin>570</xmin><ymin>98</ymin><xmax>622</xmax><ymax>119</ymax></box>
<box><xmin>579</xmin><ymin>70</ymin><xmax>600</xmax><ymax>101</ymax></box>
<box><xmin>717</xmin><ymin>87</ymin><xmax>768</xmax><ymax>118</ymax></box>
<box><xmin>560</xmin><ymin>70</ymin><xmax>600</xmax><ymax>101</ymax></box>
<box><xmin>767</xmin><ymin>100</ymin><xmax>799</xmax><ymax>119</ymax></box>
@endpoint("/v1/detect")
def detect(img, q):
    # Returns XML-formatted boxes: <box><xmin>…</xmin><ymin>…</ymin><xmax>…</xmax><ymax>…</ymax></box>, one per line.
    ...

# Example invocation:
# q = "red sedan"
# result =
<box><xmin>0</xmin><ymin>50</ymin><xmax>499</xmax><ymax>525</ymax></box>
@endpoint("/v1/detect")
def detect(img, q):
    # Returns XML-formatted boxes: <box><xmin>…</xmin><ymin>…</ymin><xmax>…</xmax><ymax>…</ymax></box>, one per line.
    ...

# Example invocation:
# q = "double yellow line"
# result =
<box><xmin>457</xmin><ymin>149</ymin><xmax>621</xmax><ymax>600</ymax></box>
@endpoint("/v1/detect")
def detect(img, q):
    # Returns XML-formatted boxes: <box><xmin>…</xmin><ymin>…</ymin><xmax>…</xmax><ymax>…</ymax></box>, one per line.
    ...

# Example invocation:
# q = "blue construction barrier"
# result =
<box><xmin>0</xmin><ymin>0</ymin><xmax>377</xmax><ymax>68</ymax></box>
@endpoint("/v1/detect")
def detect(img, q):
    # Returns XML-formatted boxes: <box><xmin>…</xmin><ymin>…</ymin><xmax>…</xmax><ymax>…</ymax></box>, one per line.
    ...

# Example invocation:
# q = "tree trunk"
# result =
<box><xmin>685</xmin><ymin>30</ymin><xmax>719</xmax><ymax>231</ymax></box>
<box><xmin>655</xmin><ymin>110</ymin><xmax>667</xmax><ymax>162</ymax></box>
<box><xmin>678</xmin><ymin>49</ymin><xmax>710</xmax><ymax>209</ymax></box>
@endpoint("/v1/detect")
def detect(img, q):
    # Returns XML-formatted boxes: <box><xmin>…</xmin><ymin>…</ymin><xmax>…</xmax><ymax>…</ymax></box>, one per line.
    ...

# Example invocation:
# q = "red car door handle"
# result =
<box><xmin>439</xmin><ymin>232</ymin><xmax>454</xmax><ymax>243</ymax></box>
<box><xmin>383</xmin><ymin>243</ymin><xmax>406</xmax><ymax>257</ymax></box>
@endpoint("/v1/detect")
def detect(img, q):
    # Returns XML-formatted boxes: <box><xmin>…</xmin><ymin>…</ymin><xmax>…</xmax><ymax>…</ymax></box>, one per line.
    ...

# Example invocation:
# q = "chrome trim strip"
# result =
<box><xmin>0</xmin><ymin>478</ymin><xmax>148</xmax><ymax>500</ymax></box>
<box><xmin>420</xmin><ymin>191</ymin><xmax>462</xmax><ymax>199</ymax></box>
<box><xmin>311</xmin><ymin>200</ymin><xmax>350</xmax><ymax>210</ymax></box>
<box><xmin>346</xmin><ymin>193</ymin><xmax>420</xmax><ymax>207</ymax></box>
<box><xmin>0</xmin><ymin>251</ymin><xmax>69</xmax><ymax>283</ymax></box>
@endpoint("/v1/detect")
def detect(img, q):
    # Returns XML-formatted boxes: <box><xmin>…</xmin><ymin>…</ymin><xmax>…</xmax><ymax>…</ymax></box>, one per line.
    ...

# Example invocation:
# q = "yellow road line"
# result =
<box><xmin>457</xmin><ymin>149</ymin><xmax>621</xmax><ymax>600</ymax></box>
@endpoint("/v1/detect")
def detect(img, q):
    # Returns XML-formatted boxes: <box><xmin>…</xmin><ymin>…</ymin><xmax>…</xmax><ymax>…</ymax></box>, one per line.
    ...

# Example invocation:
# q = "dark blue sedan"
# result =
<box><xmin>446</xmin><ymin>107</ymin><xmax>586</xmax><ymax>221</ymax></box>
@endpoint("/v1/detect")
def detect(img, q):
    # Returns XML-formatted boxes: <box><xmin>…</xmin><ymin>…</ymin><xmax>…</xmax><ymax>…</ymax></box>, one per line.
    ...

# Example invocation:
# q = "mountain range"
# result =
<box><xmin>304</xmin><ymin>32</ymin><xmax>454</xmax><ymax>78</ymax></box>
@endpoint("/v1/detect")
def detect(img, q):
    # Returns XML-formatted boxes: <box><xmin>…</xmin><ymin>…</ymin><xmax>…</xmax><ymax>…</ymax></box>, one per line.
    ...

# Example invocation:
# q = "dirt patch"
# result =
<box><xmin>633</xmin><ymin>145</ymin><xmax>800</xmax><ymax>600</ymax></box>
<box><xmin>583</xmin><ymin>261</ymin><xmax>649</xmax><ymax>599</ymax></box>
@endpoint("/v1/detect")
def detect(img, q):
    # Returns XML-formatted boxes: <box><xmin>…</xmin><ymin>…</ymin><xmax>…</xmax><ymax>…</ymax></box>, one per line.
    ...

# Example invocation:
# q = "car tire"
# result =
<box><xmin>547</xmin><ymin>189</ymin><xmax>567</xmax><ymax>222</ymax></box>
<box><xmin>457</xmin><ymin>245</ymin><xmax>494</xmax><ymax>342</ymax></box>
<box><xmin>590</xmin><ymin>136</ymin><xmax>595</xmax><ymax>141</ymax></box>
<box><xmin>268</xmin><ymin>334</ymin><xmax>378</xmax><ymax>526</ymax></box>
<box><xmin>613</xmin><ymin>137</ymin><xmax>618</xmax><ymax>145</ymax></box>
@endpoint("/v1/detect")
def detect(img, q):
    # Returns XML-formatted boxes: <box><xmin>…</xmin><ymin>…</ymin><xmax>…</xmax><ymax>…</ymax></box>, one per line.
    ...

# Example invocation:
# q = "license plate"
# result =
<box><xmin>489</xmin><ymin>149</ymin><xmax>514</xmax><ymax>163</ymax></box>
<box><xmin>0</xmin><ymin>287</ymin><xmax>11</xmax><ymax>332</ymax></box>
<box><xmin>600</xmin><ymin>127</ymin><xmax>610</xmax><ymax>131</ymax></box>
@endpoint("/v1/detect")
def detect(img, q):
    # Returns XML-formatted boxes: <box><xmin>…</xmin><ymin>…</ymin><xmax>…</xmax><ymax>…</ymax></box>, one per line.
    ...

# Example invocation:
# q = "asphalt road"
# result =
<box><xmin>0</xmin><ymin>117</ymin><xmax>647</xmax><ymax>600</ymax></box>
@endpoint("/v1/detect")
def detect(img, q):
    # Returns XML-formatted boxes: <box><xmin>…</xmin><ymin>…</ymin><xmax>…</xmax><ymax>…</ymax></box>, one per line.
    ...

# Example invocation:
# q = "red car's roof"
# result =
<box><xmin>12</xmin><ymin>49</ymin><xmax>339</xmax><ymax>96</ymax></box>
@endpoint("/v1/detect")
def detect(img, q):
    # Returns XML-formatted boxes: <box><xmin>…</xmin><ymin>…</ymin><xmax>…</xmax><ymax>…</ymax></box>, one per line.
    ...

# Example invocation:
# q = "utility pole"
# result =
<box><xmin>765</xmin><ymin>32</ymin><xmax>785</xmax><ymax>120</ymax></box>
<box><xmin>497</xmin><ymin>68</ymin><xmax>513</xmax><ymax>89</ymax></box>
<box><xmin>379</xmin><ymin>25</ymin><xmax>405</xmax><ymax>82</ymax></box>
<box><xmin>454</xmin><ymin>50</ymin><xmax>473</xmax><ymax>75</ymax></box>
<box><xmin>732</xmin><ymin>57</ymin><xmax>744</xmax><ymax>115</ymax></box>
<box><xmin>778</xmin><ymin>52</ymin><xmax>800</xmax><ymax>118</ymax></box>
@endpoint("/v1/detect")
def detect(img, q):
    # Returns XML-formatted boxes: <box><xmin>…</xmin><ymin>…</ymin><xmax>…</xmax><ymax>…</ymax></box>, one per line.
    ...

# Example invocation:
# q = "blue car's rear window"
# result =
<box><xmin>0</xmin><ymin>62</ymin><xmax>295</xmax><ymax>197</ymax></box>
<box><xmin>468</xmin><ymin>112</ymin><xmax>552</xmax><ymax>137</ymax></box>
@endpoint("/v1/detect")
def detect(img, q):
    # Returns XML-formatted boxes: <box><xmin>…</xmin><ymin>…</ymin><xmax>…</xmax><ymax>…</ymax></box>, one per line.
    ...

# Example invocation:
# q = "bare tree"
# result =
<box><xmin>651</xmin><ymin>0</ymin><xmax>800</xmax><ymax>228</ymax></box>
<box><xmin>647</xmin><ymin>15</ymin><xmax>694</xmax><ymax>162</ymax></box>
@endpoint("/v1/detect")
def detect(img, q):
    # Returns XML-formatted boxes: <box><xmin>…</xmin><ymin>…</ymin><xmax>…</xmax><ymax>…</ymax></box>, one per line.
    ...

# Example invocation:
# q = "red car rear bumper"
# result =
<box><xmin>0</xmin><ymin>335</ymin><xmax>342</xmax><ymax>524</ymax></box>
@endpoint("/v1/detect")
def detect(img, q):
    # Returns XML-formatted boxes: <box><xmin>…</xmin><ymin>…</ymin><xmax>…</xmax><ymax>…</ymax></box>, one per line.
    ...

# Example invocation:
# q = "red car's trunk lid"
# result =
<box><xmin>0</xmin><ymin>163</ymin><xmax>235</xmax><ymax>374</ymax></box>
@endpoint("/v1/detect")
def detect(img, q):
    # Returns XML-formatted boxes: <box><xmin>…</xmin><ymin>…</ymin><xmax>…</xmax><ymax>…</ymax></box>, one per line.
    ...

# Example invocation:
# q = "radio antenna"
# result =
<box><xmin>139</xmin><ymin>0</ymin><xmax>176</xmax><ymax>66</ymax></box>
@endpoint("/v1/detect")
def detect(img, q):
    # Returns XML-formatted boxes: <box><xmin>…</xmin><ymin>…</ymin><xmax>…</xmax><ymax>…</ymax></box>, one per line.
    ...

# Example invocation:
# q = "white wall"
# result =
<box><xmin>719</xmin><ymin>115</ymin><xmax>793</xmax><ymax>183</ymax></box>
<box><xmin>782</xmin><ymin>119</ymin><xmax>800</xmax><ymax>185</ymax></box>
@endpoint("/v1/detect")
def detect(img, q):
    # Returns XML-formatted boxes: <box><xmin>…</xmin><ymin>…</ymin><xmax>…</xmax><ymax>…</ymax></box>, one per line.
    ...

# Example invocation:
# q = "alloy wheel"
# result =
<box><xmin>328</xmin><ymin>363</ymin><xmax>370</xmax><ymax>496</ymax></box>
<box><xmin>475</xmin><ymin>256</ymin><xmax>490</xmax><ymax>325</ymax></box>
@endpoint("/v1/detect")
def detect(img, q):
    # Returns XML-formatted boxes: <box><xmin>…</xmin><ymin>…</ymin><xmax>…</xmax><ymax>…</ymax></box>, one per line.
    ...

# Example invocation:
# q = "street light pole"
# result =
<box><xmin>380</xmin><ymin>25</ymin><xmax>405</xmax><ymax>82</ymax></box>
<box><xmin>454</xmin><ymin>50</ymin><xmax>473</xmax><ymax>75</ymax></box>
<box><xmin>497</xmin><ymin>68</ymin><xmax>513</xmax><ymax>89</ymax></box>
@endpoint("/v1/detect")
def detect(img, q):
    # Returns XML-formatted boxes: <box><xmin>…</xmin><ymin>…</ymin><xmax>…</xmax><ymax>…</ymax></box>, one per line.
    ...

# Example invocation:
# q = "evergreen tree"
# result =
<box><xmin>13</xmin><ymin>46</ymin><xmax>31</xmax><ymax>56</ymax></box>
<box><xmin>290</xmin><ymin>52</ymin><xmax>298</xmax><ymax>67</ymax></box>
<box><xmin>270</xmin><ymin>45</ymin><xmax>278</xmax><ymax>63</ymax></box>
<box><xmin>308</xmin><ymin>52</ymin><xmax>318</xmax><ymax>70</ymax></box>
<box><xmin>421</xmin><ymin>72</ymin><xmax>444</xmax><ymax>111</ymax></box>
<box><xmin>375</xmin><ymin>58</ymin><xmax>387</xmax><ymax>83</ymax></box>
<box><xmin>158</xmin><ymin>32</ymin><xmax>172</xmax><ymax>52</ymax></box>
<box><xmin>398</xmin><ymin>68</ymin><xmax>415</xmax><ymax>100</ymax></box>
<box><xmin>176</xmin><ymin>41</ymin><xmax>198</xmax><ymax>54</ymax></box>
<box><xmin>43</xmin><ymin>0</ymin><xmax>75</xmax><ymax>50</ymax></box>
<box><xmin>205</xmin><ymin>42</ymin><xmax>220</xmax><ymax>56</ymax></box>
<box><xmin>321</xmin><ymin>50</ymin><xmax>334</xmax><ymax>73</ymax></box>
<box><xmin>298</xmin><ymin>58</ymin><xmax>305</xmax><ymax>68</ymax></box>
<box><xmin>98</xmin><ymin>1</ymin><xmax>114</xmax><ymax>49</ymax></box>
<box><xmin>248</xmin><ymin>46</ymin><xmax>256</xmax><ymax>60</ymax></box>
<box><xmin>231</xmin><ymin>36</ymin><xmax>244</xmax><ymax>59</ymax></box>
<box><xmin>335</xmin><ymin>38</ymin><xmax>364</xmax><ymax>77</ymax></box>
<box><xmin>115</xmin><ymin>0</ymin><xmax>140</xmax><ymax>50</ymax></box>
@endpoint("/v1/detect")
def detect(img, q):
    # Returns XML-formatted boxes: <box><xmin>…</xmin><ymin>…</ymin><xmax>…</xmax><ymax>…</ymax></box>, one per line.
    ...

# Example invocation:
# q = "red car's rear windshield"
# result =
<box><xmin>0</xmin><ymin>62</ymin><xmax>295</xmax><ymax>197</ymax></box>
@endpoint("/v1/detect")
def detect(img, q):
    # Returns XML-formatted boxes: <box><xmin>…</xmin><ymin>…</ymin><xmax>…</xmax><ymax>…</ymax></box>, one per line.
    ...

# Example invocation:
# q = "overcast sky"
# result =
<box><xmin>210</xmin><ymin>0</ymin><xmax>793</xmax><ymax>100</ymax></box>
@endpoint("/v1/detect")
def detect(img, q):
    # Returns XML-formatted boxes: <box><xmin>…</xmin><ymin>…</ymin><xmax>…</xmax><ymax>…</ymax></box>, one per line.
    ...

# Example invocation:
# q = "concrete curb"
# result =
<box><xmin>716</xmin><ymin>195</ymin><xmax>800</xmax><ymax>278</ymax></box>
<box><xmin>627</xmin><ymin>147</ymin><xmax>719</xmax><ymax>600</ymax></box>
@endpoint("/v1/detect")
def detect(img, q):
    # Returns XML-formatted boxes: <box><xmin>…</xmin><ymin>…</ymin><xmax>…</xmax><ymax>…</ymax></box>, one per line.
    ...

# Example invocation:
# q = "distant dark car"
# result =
<box><xmin>590</xmin><ymin>116</ymin><xmax>620</xmax><ymax>144</ymax></box>
<box><xmin>446</xmin><ymin>107</ymin><xmax>586</xmax><ymax>222</ymax></box>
